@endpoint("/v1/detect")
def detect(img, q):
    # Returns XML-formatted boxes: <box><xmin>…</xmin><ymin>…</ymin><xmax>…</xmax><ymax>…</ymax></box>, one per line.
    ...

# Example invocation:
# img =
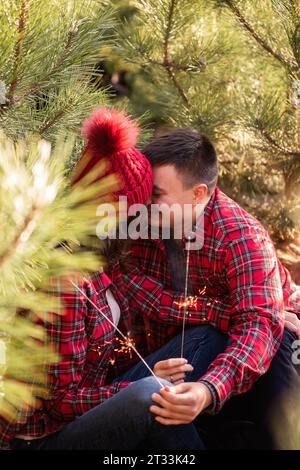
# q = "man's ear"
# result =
<box><xmin>193</xmin><ymin>184</ymin><xmax>208</xmax><ymax>203</ymax></box>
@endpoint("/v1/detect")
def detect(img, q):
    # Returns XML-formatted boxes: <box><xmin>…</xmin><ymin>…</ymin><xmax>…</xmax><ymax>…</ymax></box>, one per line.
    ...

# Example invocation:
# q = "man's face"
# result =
<box><xmin>150</xmin><ymin>164</ymin><xmax>208</xmax><ymax>231</ymax></box>
<box><xmin>152</xmin><ymin>165</ymin><xmax>194</xmax><ymax>207</ymax></box>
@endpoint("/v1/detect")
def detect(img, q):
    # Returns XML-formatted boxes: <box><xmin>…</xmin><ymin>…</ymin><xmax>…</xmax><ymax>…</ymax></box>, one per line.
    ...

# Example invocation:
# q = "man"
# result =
<box><xmin>111</xmin><ymin>128</ymin><xmax>300</xmax><ymax>448</ymax></box>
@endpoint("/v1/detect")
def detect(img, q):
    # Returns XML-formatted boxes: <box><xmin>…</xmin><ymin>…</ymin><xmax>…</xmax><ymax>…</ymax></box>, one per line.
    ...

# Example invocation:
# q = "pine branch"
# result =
<box><xmin>0</xmin><ymin>134</ymin><xmax>110</xmax><ymax>417</ymax></box>
<box><xmin>0</xmin><ymin>204</ymin><xmax>39</xmax><ymax>269</ymax></box>
<box><xmin>134</xmin><ymin>50</ymin><xmax>203</xmax><ymax>72</ymax></box>
<box><xmin>7</xmin><ymin>0</ymin><xmax>30</xmax><ymax>99</ymax></box>
<box><xmin>256</xmin><ymin>120</ymin><xmax>300</xmax><ymax>158</ymax></box>
<box><xmin>132</xmin><ymin>0</ymin><xmax>190</xmax><ymax>105</ymax></box>
<box><xmin>162</xmin><ymin>0</ymin><xmax>189</xmax><ymax>105</ymax></box>
<box><xmin>39</xmin><ymin>108</ymin><xmax>68</xmax><ymax>135</ymax></box>
<box><xmin>167</xmin><ymin>69</ymin><xmax>189</xmax><ymax>104</ymax></box>
<box><xmin>163</xmin><ymin>0</ymin><xmax>175</xmax><ymax>66</ymax></box>
<box><xmin>224</xmin><ymin>0</ymin><xmax>293</xmax><ymax>69</ymax></box>
<box><xmin>223</xmin><ymin>116</ymin><xmax>300</xmax><ymax>161</ymax></box>
<box><xmin>7</xmin><ymin>25</ymin><xmax>77</xmax><ymax>108</ymax></box>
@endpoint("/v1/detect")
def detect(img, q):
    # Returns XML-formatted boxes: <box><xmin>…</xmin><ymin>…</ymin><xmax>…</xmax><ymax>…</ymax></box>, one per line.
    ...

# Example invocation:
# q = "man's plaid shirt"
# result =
<box><xmin>112</xmin><ymin>187</ymin><xmax>300</xmax><ymax>413</ymax></box>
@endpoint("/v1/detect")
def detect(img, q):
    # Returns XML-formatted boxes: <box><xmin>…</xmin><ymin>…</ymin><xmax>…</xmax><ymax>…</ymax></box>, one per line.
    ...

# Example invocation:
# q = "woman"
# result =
<box><xmin>4</xmin><ymin>108</ymin><xmax>210</xmax><ymax>451</ymax></box>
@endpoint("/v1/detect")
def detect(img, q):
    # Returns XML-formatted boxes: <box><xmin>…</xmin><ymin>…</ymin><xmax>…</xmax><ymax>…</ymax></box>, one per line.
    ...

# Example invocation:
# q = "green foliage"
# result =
<box><xmin>117</xmin><ymin>0</ymin><xmax>237</xmax><ymax>138</ymax></box>
<box><xmin>0</xmin><ymin>0</ymin><xmax>120</xmax><ymax>420</ymax></box>
<box><xmin>115</xmin><ymin>0</ymin><xmax>300</xmax><ymax>240</ymax></box>
<box><xmin>0</xmin><ymin>0</ymin><xmax>115</xmax><ymax>143</ymax></box>
<box><xmin>0</xmin><ymin>132</ymin><xmax>116</xmax><ymax>419</ymax></box>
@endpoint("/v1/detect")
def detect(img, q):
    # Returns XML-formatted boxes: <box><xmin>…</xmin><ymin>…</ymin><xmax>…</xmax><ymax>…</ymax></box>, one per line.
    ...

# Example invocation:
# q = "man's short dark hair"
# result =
<box><xmin>142</xmin><ymin>128</ymin><xmax>218</xmax><ymax>193</ymax></box>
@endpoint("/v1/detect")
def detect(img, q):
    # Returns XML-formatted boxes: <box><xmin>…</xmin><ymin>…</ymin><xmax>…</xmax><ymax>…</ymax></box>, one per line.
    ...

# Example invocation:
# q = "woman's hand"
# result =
<box><xmin>153</xmin><ymin>358</ymin><xmax>194</xmax><ymax>385</ymax></box>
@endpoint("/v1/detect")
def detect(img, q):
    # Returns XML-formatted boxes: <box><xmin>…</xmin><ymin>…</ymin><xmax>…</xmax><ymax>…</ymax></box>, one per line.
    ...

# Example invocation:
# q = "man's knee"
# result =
<box><xmin>263</xmin><ymin>328</ymin><xmax>300</xmax><ymax>395</ymax></box>
<box><xmin>275</xmin><ymin>328</ymin><xmax>298</xmax><ymax>364</ymax></box>
<box><xmin>125</xmin><ymin>376</ymin><xmax>171</xmax><ymax>409</ymax></box>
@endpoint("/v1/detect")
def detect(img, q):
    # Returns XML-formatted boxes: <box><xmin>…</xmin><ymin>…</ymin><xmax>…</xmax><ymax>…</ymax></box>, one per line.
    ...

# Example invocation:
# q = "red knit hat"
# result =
<box><xmin>71</xmin><ymin>107</ymin><xmax>153</xmax><ymax>206</ymax></box>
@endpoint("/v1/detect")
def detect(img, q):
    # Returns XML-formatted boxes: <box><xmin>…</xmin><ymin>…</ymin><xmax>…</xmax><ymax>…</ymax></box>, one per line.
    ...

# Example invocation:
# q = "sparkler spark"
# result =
<box><xmin>174</xmin><ymin>286</ymin><xmax>207</xmax><ymax>310</ymax></box>
<box><xmin>70</xmin><ymin>281</ymin><xmax>164</xmax><ymax>388</ymax></box>
<box><xmin>91</xmin><ymin>335</ymin><xmax>136</xmax><ymax>360</ymax></box>
<box><xmin>113</xmin><ymin>335</ymin><xmax>135</xmax><ymax>359</ymax></box>
<box><xmin>174</xmin><ymin>296</ymin><xmax>198</xmax><ymax>309</ymax></box>
<box><xmin>199</xmin><ymin>286</ymin><xmax>207</xmax><ymax>296</ymax></box>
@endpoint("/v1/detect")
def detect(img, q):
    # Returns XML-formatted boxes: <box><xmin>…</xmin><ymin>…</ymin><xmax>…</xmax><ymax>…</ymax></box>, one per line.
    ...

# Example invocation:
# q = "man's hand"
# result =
<box><xmin>150</xmin><ymin>382</ymin><xmax>212</xmax><ymax>425</ymax></box>
<box><xmin>153</xmin><ymin>358</ymin><xmax>194</xmax><ymax>385</ymax></box>
<box><xmin>285</xmin><ymin>311</ymin><xmax>300</xmax><ymax>339</ymax></box>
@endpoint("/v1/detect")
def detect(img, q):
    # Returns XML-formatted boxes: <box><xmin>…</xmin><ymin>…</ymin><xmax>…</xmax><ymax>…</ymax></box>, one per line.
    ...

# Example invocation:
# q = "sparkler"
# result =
<box><xmin>180</xmin><ymin>235</ymin><xmax>193</xmax><ymax>358</ymax></box>
<box><xmin>70</xmin><ymin>281</ymin><xmax>164</xmax><ymax>388</ymax></box>
<box><xmin>174</xmin><ymin>286</ymin><xmax>207</xmax><ymax>310</ymax></box>
<box><xmin>179</xmin><ymin>234</ymin><xmax>208</xmax><ymax>358</ymax></box>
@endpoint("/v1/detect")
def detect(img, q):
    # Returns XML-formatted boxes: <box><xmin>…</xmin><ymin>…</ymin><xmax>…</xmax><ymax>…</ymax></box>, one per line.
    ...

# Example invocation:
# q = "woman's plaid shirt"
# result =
<box><xmin>0</xmin><ymin>272</ymin><xmax>132</xmax><ymax>449</ymax></box>
<box><xmin>112</xmin><ymin>187</ymin><xmax>300</xmax><ymax>413</ymax></box>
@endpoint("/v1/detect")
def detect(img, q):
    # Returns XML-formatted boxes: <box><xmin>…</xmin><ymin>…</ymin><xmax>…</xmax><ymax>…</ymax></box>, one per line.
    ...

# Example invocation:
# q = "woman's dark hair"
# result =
<box><xmin>101</xmin><ymin>238</ymin><xmax>133</xmax><ymax>272</ymax></box>
<box><xmin>142</xmin><ymin>128</ymin><xmax>218</xmax><ymax>194</ymax></box>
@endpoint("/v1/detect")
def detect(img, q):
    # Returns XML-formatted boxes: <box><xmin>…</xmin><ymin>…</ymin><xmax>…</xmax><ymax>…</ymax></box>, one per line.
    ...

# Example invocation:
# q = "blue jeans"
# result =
<box><xmin>10</xmin><ymin>376</ymin><xmax>204</xmax><ymax>450</ymax></box>
<box><xmin>11</xmin><ymin>325</ymin><xmax>296</xmax><ymax>450</ymax></box>
<box><xmin>11</xmin><ymin>325</ymin><xmax>226</xmax><ymax>450</ymax></box>
<box><xmin>115</xmin><ymin>326</ymin><xmax>299</xmax><ymax>449</ymax></box>
<box><xmin>195</xmin><ymin>328</ymin><xmax>300</xmax><ymax>449</ymax></box>
<box><xmin>114</xmin><ymin>325</ymin><xmax>228</xmax><ymax>383</ymax></box>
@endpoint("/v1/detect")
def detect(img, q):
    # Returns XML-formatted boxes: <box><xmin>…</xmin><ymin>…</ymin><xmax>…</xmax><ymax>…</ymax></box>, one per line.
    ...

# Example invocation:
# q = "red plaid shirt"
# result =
<box><xmin>0</xmin><ymin>272</ymin><xmax>133</xmax><ymax>449</ymax></box>
<box><xmin>112</xmin><ymin>187</ymin><xmax>300</xmax><ymax>413</ymax></box>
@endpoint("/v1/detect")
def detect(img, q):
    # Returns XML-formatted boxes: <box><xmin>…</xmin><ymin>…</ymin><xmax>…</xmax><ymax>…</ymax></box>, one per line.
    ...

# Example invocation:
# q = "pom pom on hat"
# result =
<box><xmin>82</xmin><ymin>107</ymin><xmax>139</xmax><ymax>157</ymax></box>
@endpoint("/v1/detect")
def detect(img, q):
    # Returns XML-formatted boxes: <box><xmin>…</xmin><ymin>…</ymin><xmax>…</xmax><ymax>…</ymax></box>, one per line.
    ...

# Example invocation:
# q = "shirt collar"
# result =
<box><xmin>89</xmin><ymin>270</ymin><xmax>112</xmax><ymax>293</ymax></box>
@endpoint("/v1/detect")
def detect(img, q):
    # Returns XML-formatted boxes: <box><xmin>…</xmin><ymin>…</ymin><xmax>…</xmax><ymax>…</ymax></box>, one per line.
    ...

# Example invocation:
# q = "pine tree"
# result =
<box><xmin>117</xmin><ymin>0</ymin><xmax>236</xmax><ymax>137</ymax></box>
<box><xmin>117</xmin><ymin>0</ymin><xmax>300</xmax><ymax>242</ymax></box>
<box><xmin>0</xmin><ymin>132</ymin><xmax>118</xmax><ymax>419</ymax></box>
<box><xmin>0</xmin><ymin>0</ymin><xmax>119</xmax><ymax>419</ymax></box>
<box><xmin>0</xmin><ymin>0</ymin><xmax>116</xmax><ymax>165</ymax></box>
<box><xmin>212</xmin><ymin>0</ymin><xmax>300</xmax><ymax>239</ymax></box>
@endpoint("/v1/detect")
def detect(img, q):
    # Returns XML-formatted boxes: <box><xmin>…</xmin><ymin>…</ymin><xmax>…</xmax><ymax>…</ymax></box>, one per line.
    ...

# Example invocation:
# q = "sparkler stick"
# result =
<box><xmin>180</xmin><ymin>235</ymin><xmax>193</xmax><ymax>358</ymax></box>
<box><xmin>70</xmin><ymin>281</ymin><xmax>164</xmax><ymax>388</ymax></box>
